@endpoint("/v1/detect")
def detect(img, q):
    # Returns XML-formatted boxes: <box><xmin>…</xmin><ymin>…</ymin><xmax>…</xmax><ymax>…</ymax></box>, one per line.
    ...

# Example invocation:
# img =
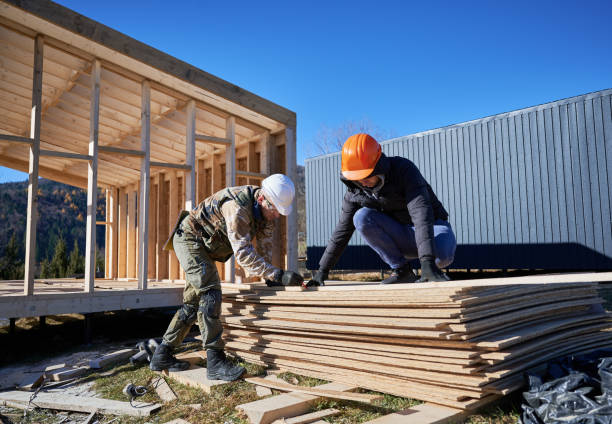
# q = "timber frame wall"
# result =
<box><xmin>0</xmin><ymin>0</ymin><xmax>298</xmax><ymax>291</ymax></box>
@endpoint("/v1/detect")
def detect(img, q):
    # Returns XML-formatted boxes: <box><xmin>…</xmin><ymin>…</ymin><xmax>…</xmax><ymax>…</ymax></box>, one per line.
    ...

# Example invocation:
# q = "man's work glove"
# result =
<box><xmin>417</xmin><ymin>258</ymin><xmax>450</xmax><ymax>282</ymax></box>
<box><xmin>265</xmin><ymin>270</ymin><xmax>304</xmax><ymax>287</ymax></box>
<box><xmin>304</xmin><ymin>270</ymin><xmax>328</xmax><ymax>288</ymax></box>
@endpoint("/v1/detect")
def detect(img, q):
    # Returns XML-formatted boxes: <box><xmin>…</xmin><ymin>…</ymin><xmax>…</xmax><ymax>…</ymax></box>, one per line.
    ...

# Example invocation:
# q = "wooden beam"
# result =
<box><xmin>137</xmin><ymin>80</ymin><xmax>151</xmax><ymax>290</ymax></box>
<box><xmin>225</xmin><ymin>116</ymin><xmax>236</xmax><ymax>283</ymax></box>
<box><xmin>0</xmin><ymin>134</ymin><xmax>33</xmax><ymax>144</ymax></box>
<box><xmin>1</xmin><ymin>1</ymin><xmax>293</xmax><ymax>130</ymax></box>
<box><xmin>236</xmin><ymin>170</ymin><xmax>266</xmax><ymax>179</ymax></box>
<box><xmin>24</xmin><ymin>34</ymin><xmax>43</xmax><ymax>295</ymax></box>
<box><xmin>150</xmin><ymin>161</ymin><xmax>191</xmax><ymax>170</ymax></box>
<box><xmin>39</xmin><ymin>149</ymin><xmax>92</xmax><ymax>160</ymax></box>
<box><xmin>195</xmin><ymin>134</ymin><xmax>231</xmax><ymax>146</ymax></box>
<box><xmin>98</xmin><ymin>145</ymin><xmax>145</xmax><ymax>156</ymax></box>
<box><xmin>285</xmin><ymin>127</ymin><xmax>297</xmax><ymax>272</ymax></box>
<box><xmin>84</xmin><ymin>59</ymin><xmax>100</xmax><ymax>292</ymax></box>
<box><xmin>185</xmin><ymin>100</ymin><xmax>196</xmax><ymax>209</ymax></box>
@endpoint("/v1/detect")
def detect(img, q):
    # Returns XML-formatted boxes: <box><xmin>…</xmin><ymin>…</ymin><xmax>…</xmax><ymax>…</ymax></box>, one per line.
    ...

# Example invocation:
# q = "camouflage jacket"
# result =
<box><xmin>185</xmin><ymin>186</ymin><xmax>280</xmax><ymax>280</ymax></box>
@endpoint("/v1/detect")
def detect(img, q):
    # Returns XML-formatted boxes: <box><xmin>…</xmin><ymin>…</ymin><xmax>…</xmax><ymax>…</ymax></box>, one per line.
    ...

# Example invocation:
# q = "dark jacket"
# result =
<box><xmin>318</xmin><ymin>154</ymin><xmax>448</xmax><ymax>271</ymax></box>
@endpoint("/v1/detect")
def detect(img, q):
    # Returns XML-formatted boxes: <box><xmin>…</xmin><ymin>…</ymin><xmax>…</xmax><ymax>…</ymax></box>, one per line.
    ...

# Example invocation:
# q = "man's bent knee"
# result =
<box><xmin>353</xmin><ymin>207</ymin><xmax>377</xmax><ymax>230</ymax></box>
<box><xmin>437</xmin><ymin>255</ymin><xmax>454</xmax><ymax>269</ymax></box>
<box><xmin>178</xmin><ymin>304</ymin><xmax>198</xmax><ymax>325</ymax></box>
<box><xmin>200</xmin><ymin>288</ymin><xmax>222</xmax><ymax>319</ymax></box>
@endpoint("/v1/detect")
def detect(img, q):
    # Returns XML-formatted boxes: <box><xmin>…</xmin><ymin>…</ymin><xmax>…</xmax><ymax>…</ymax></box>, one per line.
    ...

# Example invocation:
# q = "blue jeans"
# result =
<box><xmin>353</xmin><ymin>207</ymin><xmax>456</xmax><ymax>269</ymax></box>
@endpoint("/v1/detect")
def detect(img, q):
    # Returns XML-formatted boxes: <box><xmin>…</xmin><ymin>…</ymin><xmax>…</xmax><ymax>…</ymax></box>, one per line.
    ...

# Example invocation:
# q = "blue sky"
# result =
<box><xmin>2</xmin><ymin>0</ymin><xmax>611</xmax><ymax>183</ymax></box>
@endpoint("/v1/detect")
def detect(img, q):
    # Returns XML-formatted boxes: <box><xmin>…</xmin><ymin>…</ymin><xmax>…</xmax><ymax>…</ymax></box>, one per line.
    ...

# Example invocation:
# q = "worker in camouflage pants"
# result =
<box><xmin>150</xmin><ymin>174</ymin><xmax>303</xmax><ymax>381</ymax></box>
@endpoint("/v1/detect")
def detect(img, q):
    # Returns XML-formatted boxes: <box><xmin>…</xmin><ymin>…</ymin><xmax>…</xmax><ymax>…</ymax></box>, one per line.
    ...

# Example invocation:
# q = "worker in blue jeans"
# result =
<box><xmin>307</xmin><ymin>133</ymin><xmax>457</xmax><ymax>285</ymax></box>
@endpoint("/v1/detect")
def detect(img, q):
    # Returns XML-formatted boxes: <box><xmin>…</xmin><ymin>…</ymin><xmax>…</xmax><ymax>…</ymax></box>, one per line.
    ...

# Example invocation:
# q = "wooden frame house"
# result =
<box><xmin>0</xmin><ymin>0</ymin><xmax>297</xmax><ymax>318</ymax></box>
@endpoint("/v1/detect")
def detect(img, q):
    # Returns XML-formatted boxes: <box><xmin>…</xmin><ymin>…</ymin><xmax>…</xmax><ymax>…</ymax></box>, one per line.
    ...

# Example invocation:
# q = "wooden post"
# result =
<box><xmin>224</xmin><ymin>117</ymin><xmax>236</xmax><ymax>283</ymax></box>
<box><xmin>84</xmin><ymin>59</ymin><xmax>101</xmax><ymax>292</ymax></box>
<box><xmin>168</xmin><ymin>173</ymin><xmax>180</xmax><ymax>280</ymax></box>
<box><xmin>118</xmin><ymin>188</ymin><xmax>127</xmax><ymax>278</ymax></box>
<box><xmin>108</xmin><ymin>187</ymin><xmax>118</xmax><ymax>279</ymax></box>
<box><xmin>148</xmin><ymin>178</ymin><xmax>157</xmax><ymax>280</ymax></box>
<box><xmin>185</xmin><ymin>100</ymin><xmax>196</xmax><ymax>210</ymax></box>
<box><xmin>105</xmin><ymin>189</ymin><xmax>110</xmax><ymax>279</ymax></box>
<box><xmin>157</xmin><ymin>174</ymin><xmax>169</xmax><ymax>280</ymax></box>
<box><xmin>127</xmin><ymin>188</ymin><xmax>137</xmax><ymax>279</ymax></box>
<box><xmin>247</xmin><ymin>141</ymin><xmax>258</xmax><ymax>185</ymax></box>
<box><xmin>137</xmin><ymin>80</ymin><xmax>151</xmax><ymax>290</ymax></box>
<box><xmin>197</xmin><ymin>159</ymin><xmax>205</xmax><ymax>203</ymax></box>
<box><xmin>24</xmin><ymin>35</ymin><xmax>43</xmax><ymax>295</ymax></box>
<box><xmin>285</xmin><ymin>127</ymin><xmax>298</xmax><ymax>272</ymax></box>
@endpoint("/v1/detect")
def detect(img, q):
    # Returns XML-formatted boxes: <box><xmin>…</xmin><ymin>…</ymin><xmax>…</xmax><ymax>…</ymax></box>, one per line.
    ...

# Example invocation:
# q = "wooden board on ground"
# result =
<box><xmin>245</xmin><ymin>377</ymin><xmax>381</xmax><ymax>404</ymax></box>
<box><xmin>362</xmin><ymin>403</ymin><xmax>469</xmax><ymax>424</ymax></box>
<box><xmin>162</xmin><ymin>365</ymin><xmax>228</xmax><ymax>394</ymax></box>
<box><xmin>88</xmin><ymin>348</ymin><xmax>136</xmax><ymax>368</ymax></box>
<box><xmin>236</xmin><ymin>382</ymin><xmax>355</xmax><ymax>424</ymax></box>
<box><xmin>0</xmin><ymin>390</ymin><xmax>161</xmax><ymax>417</ymax></box>
<box><xmin>151</xmin><ymin>376</ymin><xmax>178</xmax><ymax>402</ymax></box>
<box><xmin>270</xmin><ymin>408</ymin><xmax>340</xmax><ymax>424</ymax></box>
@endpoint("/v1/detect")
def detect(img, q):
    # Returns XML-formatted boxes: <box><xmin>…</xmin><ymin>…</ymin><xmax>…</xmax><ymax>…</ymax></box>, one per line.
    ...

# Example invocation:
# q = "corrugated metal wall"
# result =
<box><xmin>306</xmin><ymin>89</ymin><xmax>612</xmax><ymax>271</ymax></box>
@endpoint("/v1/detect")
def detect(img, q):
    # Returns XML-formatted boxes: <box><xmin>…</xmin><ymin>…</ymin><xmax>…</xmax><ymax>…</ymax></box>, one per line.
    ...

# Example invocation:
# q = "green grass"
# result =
<box><xmin>0</xmin><ymin>353</ymin><xmax>526</xmax><ymax>424</ymax></box>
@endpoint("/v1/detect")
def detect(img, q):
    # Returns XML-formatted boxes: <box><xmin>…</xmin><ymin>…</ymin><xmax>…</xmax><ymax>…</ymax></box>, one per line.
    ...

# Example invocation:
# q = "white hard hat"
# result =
<box><xmin>261</xmin><ymin>174</ymin><xmax>295</xmax><ymax>216</ymax></box>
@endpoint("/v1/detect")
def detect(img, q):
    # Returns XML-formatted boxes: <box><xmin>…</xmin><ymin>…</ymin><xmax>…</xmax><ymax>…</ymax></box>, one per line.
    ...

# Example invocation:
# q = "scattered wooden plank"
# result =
<box><xmin>46</xmin><ymin>366</ymin><xmax>89</xmax><ymax>382</ymax></box>
<box><xmin>0</xmin><ymin>390</ymin><xmax>160</xmax><ymax>417</ymax></box>
<box><xmin>256</xmin><ymin>385</ymin><xmax>273</xmax><ymax>397</ymax></box>
<box><xmin>271</xmin><ymin>408</ymin><xmax>340</xmax><ymax>424</ymax></box>
<box><xmin>236</xmin><ymin>382</ymin><xmax>355</xmax><ymax>424</ymax></box>
<box><xmin>88</xmin><ymin>348</ymin><xmax>136</xmax><ymax>369</ymax></box>
<box><xmin>245</xmin><ymin>377</ymin><xmax>381</xmax><ymax>404</ymax></box>
<box><xmin>362</xmin><ymin>403</ymin><xmax>469</xmax><ymax>424</ymax></box>
<box><xmin>162</xmin><ymin>365</ymin><xmax>229</xmax><ymax>394</ymax></box>
<box><xmin>151</xmin><ymin>376</ymin><xmax>178</xmax><ymax>402</ymax></box>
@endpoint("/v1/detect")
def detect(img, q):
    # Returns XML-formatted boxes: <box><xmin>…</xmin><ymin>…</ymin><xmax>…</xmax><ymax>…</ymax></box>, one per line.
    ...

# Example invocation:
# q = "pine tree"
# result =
<box><xmin>49</xmin><ymin>235</ymin><xmax>68</xmax><ymax>278</ymax></box>
<box><xmin>0</xmin><ymin>233</ymin><xmax>23</xmax><ymax>279</ymax></box>
<box><xmin>40</xmin><ymin>258</ymin><xmax>51</xmax><ymax>278</ymax></box>
<box><xmin>67</xmin><ymin>240</ymin><xmax>84</xmax><ymax>277</ymax></box>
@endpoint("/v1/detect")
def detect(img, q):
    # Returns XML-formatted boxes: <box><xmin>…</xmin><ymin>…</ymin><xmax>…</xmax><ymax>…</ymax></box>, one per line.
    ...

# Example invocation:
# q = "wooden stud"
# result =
<box><xmin>84</xmin><ymin>59</ymin><xmax>100</xmax><ymax>292</ymax></box>
<box><xmin>24</xmin><ymin>34</ymin><xmax>43</xmax><ymax>295</ymax></box>
<box><xmin>168</xmin><ymin>173</ymin><xmax>180</xmax><ymax>280</ymax></box>
<box><xmin>105</xmin><ymin>188</ymin><xmax>110</xmax><ymax>278</ymax></box>
<box><xmin>285</xmin><ymin>127</ymin><xmax>297</xmax><ymax>272</ymax></box>
<box><xmin>225</xmin><ymin>116</ymin><xmax>236</xmax><ymax>283</ymax></box>
<box><xmin>148</xmin><ymin>178</ymin><xmax>157</xmax><ymax>279</ymax></box>
<box><xmin>118</xmin><ymin>188</ymin><xmax>127</xmax><ymax>278</ymax></box>
<box><xmin>108</xmin><ymin>186</ymin><xmax>118</xmax><ymax>279</ymax></box>
<box><xmin>127</xmin><ymin>188</ymin><xmax>137</xmax><ymax>278</ymax></box>
<box><xmin>137</xmin><ymin>80</ymin><xmax>151</xmax><ymax>289</ymax></box>
<box><xmin>157</xmin><ymin>173</ymin><xmax>169</xmax><ymax>279</ymax></box>
<box><xmin>185</xmin><ymin>99</ymin><xmax>196</xmax><ymax>210</ymax></box>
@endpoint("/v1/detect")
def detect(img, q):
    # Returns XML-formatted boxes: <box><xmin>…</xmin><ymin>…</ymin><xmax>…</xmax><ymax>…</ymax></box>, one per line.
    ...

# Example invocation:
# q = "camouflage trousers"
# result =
<box><xmin>161</xmin><ymin>220</ymin><xmax>224</xmax><ymax>350</ymax></box>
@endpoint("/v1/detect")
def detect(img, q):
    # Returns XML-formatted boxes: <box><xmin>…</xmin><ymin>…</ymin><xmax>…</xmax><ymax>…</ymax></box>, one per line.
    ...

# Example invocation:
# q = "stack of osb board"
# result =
<box><xmin>219</xmin><ymin>272</ymin><xmax>612</xmax><ymax>410</ymax></box>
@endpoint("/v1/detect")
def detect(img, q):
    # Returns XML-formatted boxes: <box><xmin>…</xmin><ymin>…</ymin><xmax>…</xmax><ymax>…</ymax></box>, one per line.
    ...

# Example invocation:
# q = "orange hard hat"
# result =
<box><xmin>341</xmin><ymin>133</ymin><xmax>382</xmax><ymax>180</ymax></box>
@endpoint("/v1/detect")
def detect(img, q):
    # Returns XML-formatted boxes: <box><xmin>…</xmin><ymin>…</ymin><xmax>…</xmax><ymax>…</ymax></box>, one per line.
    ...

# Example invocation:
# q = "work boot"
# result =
<box><xmin>206</xmin><ymin>349</ymin><xmax>245</xmax><ymax>381</ymax></box>
<box><xmin>381</xmin><ymin>263</ymin><xmax>418</xmax><ymax>285</ymax></box>
<box><xmin>149</xmin><ymin>343</ymin><xmax>190</xmax><ymax>372</ymax></box>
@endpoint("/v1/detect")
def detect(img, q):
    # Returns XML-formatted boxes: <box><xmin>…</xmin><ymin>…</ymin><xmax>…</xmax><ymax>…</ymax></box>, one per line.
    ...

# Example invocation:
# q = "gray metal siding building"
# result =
<box><xmin>306</xmin><ymin>89</ymin><xmax>612</xmax><ymax>271</ymax></box>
